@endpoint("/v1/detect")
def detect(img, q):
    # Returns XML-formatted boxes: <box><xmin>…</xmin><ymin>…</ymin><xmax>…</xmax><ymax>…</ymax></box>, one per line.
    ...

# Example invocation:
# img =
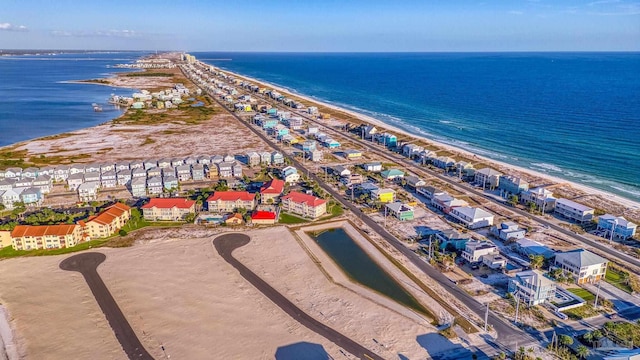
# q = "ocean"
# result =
<box><xmin>194</xmin><ymin>52</ymin><xmax>640</xmax><ymax>203</ymax></box>
<box><xmin>0</xmin><ymin>51</ymin><xmax>638</xmax><ymax>202</ymax></box>
<box><xmin>0</xmin><ymin>52</ymin><xmax>145</xmax><ymax>147</ymax></box>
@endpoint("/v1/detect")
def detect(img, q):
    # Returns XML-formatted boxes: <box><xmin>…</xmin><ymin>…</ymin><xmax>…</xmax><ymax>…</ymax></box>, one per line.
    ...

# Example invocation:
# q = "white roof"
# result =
<box><xmin>515</xmin><ymin>270</ymin><xmax>556</xmax><ymax>288</ymax></box>
<box><xmin>453</xmin><ymin>206</ymin><xmax>493</xmax><ymax>220</ymax></box>
<box><xmin>556</xmin><ymin>198</ymin><xmax>593</xmax><ymax>212</ymax></box>
<box><xmin>599</xmin><ymin>214</ymin><xmax>636</xmax><ymax>228</ymax></box>
<box><xmin>555</xmin><ymin>249</ymin><xmax>607</xmax><ymax>267</ymax></box>
<box><xmin>477</xmin><ymin>168</ymin><xmax>502</xmax><ymax>177</ymax></box>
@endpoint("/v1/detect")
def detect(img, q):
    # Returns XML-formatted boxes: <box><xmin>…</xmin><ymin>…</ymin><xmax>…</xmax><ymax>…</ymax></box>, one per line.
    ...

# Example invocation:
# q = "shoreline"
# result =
<box><xmin>0</xmin><ymin>305</ymin><xmax>18</xmax><ymax>360</ymax></box>
<box><xmin>212</xmin><ymin>65</ymin><xmax>640</xmax><ymax>211</ymax></box>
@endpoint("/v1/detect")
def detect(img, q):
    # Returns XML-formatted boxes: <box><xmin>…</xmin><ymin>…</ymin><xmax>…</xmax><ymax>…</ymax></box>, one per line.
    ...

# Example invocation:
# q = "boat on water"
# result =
<box><xmin>92</xmin><ymin>103</ymin><xmax>103</xmax><ymax>112</ymax></box>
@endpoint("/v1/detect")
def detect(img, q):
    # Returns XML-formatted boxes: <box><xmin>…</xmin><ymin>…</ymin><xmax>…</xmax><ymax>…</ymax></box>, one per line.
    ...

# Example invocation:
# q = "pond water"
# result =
<box><xmin>310</xmin><ymin>228</ymin><xmax>430</xmax><ymax>316</ymax></box>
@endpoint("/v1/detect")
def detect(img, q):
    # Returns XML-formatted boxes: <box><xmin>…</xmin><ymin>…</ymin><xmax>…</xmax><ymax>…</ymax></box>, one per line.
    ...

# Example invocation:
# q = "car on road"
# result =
<box><xmin>554</xmin><ymin>311</ymin><xmax>568</xmax><ymax>320</ymax></box>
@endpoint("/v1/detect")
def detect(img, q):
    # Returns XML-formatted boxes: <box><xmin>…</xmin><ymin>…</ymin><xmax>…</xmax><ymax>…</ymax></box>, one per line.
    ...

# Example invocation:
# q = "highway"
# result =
<box><xmin>183</xmin><ymin>65</ymin><xmax>538</xmax><ymax>350</ymax></box>
<box><xmin>213</xmin><ymin>233</ymin><xmax>384</xmax><ymax>360</ymax></box>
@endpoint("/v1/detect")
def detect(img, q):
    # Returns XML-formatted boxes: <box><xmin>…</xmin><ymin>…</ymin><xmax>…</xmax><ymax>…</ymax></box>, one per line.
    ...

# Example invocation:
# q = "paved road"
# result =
<box><xmin>186</xmin><ymin>67</ymin><xmax>539</xmax><ymax>349</ymax></box>
<box><xmin>213</xmin><ymin>233</ymin><xmax>384</xmax><ymax>360</ymax></box>
<box><xmin>60</xmin><ymin>253</ymin><xmax>154</xmax><ymax>360</ymax></box>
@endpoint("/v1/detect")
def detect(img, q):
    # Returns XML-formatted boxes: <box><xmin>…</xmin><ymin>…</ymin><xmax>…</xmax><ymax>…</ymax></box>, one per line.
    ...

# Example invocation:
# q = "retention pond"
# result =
<box><xmin>310</xmin><ymin>228</ymin><xmax>430</xmax><ymax>317</ymax></box>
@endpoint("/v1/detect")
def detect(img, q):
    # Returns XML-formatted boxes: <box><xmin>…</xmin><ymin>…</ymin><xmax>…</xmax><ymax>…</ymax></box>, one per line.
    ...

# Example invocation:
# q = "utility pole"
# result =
<box><xmin>514</xmin><ymin>292</ymin><xmax>520</xmax><ymax>324</ymax></box>
<box><xmin>594</xmin><ymin>280</ymin><xmax>602</xmax><ymax>309</ymax></box>
<box><xmin>484</xmin><ymin>303</ymin><xmax>489</xmax><ymax>332</ymax></box>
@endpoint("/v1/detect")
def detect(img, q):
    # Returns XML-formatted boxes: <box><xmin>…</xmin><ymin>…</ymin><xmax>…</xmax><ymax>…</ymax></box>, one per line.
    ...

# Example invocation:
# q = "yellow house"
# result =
<box><xmin>80</xmin><ymin>202</ymin><xmax>131</xmax><ymax>239</ymax></box>
<box><xmin>0</xmin><ymin>231</ymin><xmax>12</xmax><ymax>248</ymax></box>
<box><xmin>372</xmin><ymin>188</ymin><xmax>396</xmax><ymax>203</ymax></box>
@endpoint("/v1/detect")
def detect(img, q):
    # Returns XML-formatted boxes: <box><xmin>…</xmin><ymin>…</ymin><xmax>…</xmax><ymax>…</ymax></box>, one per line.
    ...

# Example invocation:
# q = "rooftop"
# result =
<box><xmin>556</xmin><ymin>198</ymin><xmax>594</xmax><ymax>212</ymax></box>
<box><xmin>11</xmin><ymin>224</ymin><xmax>78</xmax><ymax>237</ymax></box>
<box><xmin>208</xmin><ymin>191</ymin><xmax>255</xmax><ymax>202</ymax></box>
<box><xmin>282</xmin><ymin>191</ymin><xmax>326</xmax><ymax>207</ymax></box>
<box><xmin>555</xmin><ymin>249</ymin><xmax>607</xmax><ymax>267</ymax></box>
<box><xmin>141</xmin><ymin>198</ymin><xmax>196</xmax><ymax>209</ymax></box>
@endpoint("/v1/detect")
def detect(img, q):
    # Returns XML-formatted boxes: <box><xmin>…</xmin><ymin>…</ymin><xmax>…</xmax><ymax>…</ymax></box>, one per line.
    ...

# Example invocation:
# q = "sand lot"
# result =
<box><xmin>15</xmin><ymin>112</ymin><xmax>270</xmax><ymax>164</ymax></box>
<box><xmin>0</xmin><ymin>226</ymin><xmax>458</xmax><ymax>359</ymax></box>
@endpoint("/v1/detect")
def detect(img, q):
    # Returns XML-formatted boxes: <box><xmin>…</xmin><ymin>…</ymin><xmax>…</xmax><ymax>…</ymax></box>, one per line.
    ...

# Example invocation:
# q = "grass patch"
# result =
<box><xmin>567</xmin><ymin>288</ymin><xmax>596</xmax><ymax>301</ymax></box>
<box><xmin>278</xmin><ymin>212</ymin><xmax>309</xmax><ymax>224</ymax></box>
<box><xmin>0</xmin><ymin>240</ymin><xmax>109</xmax><ymax>258</ymax></box>
<box><xmin>563</xmin><ymin>303</ymin><xmax>600</xmax><ymax>320</ymax></box>
<box><xmin>605</xmin><ymin>267</ymin><xmax>634</xmax><ymax>293</ymax></box>
<box><xmin>603</xmin><ymin>321</ymin><xmax>640</xmax><ymax>347</ymax></box>
<box><xmin>324</xmin><ymin>201</ymin><xmax>344</xmax><ymax>219</ymax></box>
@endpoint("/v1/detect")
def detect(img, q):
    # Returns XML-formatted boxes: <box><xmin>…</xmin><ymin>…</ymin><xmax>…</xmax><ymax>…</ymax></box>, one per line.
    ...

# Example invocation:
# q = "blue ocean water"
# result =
<box><xmin>0</xmin><ymin>52</ymin><xmax>146</xmax><ymax>147</ymax></box>
<box><xmin>195</xmin><ymin>52</ymin><xmax>640</xmax><ymax>203</ymax></box>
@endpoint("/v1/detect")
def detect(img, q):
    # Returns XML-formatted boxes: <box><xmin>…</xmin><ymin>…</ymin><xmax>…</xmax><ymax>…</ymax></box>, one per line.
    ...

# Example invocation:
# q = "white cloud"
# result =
<box><xmin>0</xmin><ymin>22</ymin><xmax>28</xmax><ymax>31</ymax></box>
<box><xmin>51</xmin><ymin>29</ymin><xmax>143</xmax><ymax>38</ymax></box>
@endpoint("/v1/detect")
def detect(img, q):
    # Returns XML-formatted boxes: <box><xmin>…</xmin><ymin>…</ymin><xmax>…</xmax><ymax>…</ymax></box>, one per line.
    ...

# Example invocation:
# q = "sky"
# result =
<box><xmin>0</xmin><ymin>0</ymin><xmax>638</xmax><ymax>52</ymax></box>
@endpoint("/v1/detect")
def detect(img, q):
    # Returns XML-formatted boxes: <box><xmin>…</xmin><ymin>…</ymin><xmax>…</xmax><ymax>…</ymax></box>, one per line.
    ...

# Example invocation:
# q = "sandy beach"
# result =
<box><xmin>0</xmin><ymin>226</ymin><xmax>466</xmax><ymax>359</ymax></box>
<box><xmin>220</xmin><ymin>67</ymin><xmax>640</xmax><ymax>216</ymax></box>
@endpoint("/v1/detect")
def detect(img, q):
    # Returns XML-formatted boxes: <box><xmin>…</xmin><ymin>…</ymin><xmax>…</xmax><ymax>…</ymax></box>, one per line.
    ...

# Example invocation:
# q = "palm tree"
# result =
<box><xmin>582</xmin><ymin>331</ymin><xmax>594</xmax><ymax>345</ymax></box>
<box><xmin>558</xmin><ymin>334</ymin><xmax>573</xmax><ymax>347</ymax></box>
<box><xmin>529</xmin><ymin>254</ymin><xmax>544</xmax><ymax>269</ymax></box>
<box><xmin>576</xmin><ymin>345</ymin><xmax>589</xmax><ymax>359</ymax></box>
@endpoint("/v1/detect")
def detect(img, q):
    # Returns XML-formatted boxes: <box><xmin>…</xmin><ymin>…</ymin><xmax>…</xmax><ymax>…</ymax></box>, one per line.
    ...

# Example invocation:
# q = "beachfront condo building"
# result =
<box><xmin>141</xmin><ymin>198</ymin><xmax>196</xmax><ymax>221</ymax></box>
<box><xmin>207</xmin><ymin>191</ymin><xmax>256</xmax><ymax>213</ymax></box>
<box><xmin>281</xmin><ymin>191</ymin><xmax>327</xmax><ymax>219</ymax></box>
<box><xmin>80</xmin><ymin>203</ymin><xmax>131</xmax><ymax>239</ymax></box>
<box><xmin>11</xmin><ymin>224</ymin><xmax>84</xmax><ymax>250</ymax></box>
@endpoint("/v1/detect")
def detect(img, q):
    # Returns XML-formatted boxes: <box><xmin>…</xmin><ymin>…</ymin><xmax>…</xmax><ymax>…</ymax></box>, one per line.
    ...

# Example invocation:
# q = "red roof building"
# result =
<box><xmin>251</xmin><ymin>211</ymin><xmax>277</xmax><ymax>225</ymax></box>
<box><xmin>281</xmin><ymin>191</ymin><xmax>327</xmax><ymax>219</ymax></box>
<box><xmin>207</xmin><ymin>191</ymin><xmax>256</xmax><ymax>213</ymax></box>
<box><xmin>141</xmin><ymin>198</ymin><xmax>196</xmax><ymax>221</ymax></box>
<box><xmin>260</xmin><ymin>179</ymin><xmax>285</xmax><ymax>204</ymax></box>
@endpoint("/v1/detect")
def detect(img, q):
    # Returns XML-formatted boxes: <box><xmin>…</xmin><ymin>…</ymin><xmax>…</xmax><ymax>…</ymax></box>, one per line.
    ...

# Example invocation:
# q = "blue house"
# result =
<box><xmin>435</xmin><ymin>229</ymin><xmax>471</xmax><ymax>250</ymax></box>
<box><xmin>262</xmin><ymin>119</ymin><xmax>278</xmax><ymax>129</ymax></box>
<box><xmin>324</xmin><ymin>139</ymin><xmax>341</xmax><ymax>149</ymax></box>
<box><xmin>20</xmin><ymin>187</ymin><xmax>42</xmax><ymax>206</ymax></box>
<box><xmin>378</xmin><ymin>133</ymin><xmax>397</xmax><ymax>148</ymax></box>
